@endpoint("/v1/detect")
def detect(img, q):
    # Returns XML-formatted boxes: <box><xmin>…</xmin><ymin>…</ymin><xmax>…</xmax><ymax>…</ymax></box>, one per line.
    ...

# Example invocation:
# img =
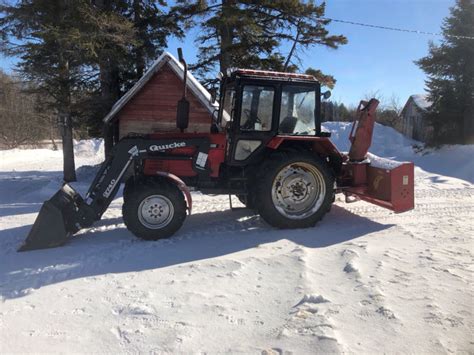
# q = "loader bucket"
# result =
<box><xmin>18</xmin><ymin>185</ymin><xmax>81</xmax><ymax>252</ymax></box>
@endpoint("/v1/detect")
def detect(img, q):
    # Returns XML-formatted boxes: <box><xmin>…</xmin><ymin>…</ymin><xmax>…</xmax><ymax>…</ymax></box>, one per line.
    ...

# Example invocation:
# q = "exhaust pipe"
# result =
<box><xmin>176</xmin><ymin>48</ymin><xmax>190</xmax><ymax>133</ymax></box>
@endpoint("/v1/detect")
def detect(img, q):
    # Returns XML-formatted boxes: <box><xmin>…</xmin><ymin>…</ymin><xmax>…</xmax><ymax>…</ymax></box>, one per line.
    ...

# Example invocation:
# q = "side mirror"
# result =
<box><xmin>322</xmin><ymin>90</ymin><xmax>331</xmax><ymax>100</ymax></box>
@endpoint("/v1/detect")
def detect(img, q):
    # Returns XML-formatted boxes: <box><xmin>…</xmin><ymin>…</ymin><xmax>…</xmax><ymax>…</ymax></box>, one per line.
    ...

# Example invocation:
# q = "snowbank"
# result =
<box><xmin>322</xmin><ymin>121</ymin><xmax>474</xmax><ymax>184</ymax></box>
<box><xmin>322</xmin><ymin>121</ymin><xmax>417</xmax><ymax>158</ymax></box>
<box><xmin>74</xmin><ymin>138</ymin><xmax>104</xmax><ymax>159</ymax></box>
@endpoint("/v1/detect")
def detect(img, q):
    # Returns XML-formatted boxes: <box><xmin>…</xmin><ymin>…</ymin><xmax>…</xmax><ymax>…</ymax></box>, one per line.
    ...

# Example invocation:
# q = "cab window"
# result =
<box><xmin>240</xmin><ymin>85</ymin><xmax>274</xmax><ymax>131</ymax></box>
<box><xmin>279</xmin><ymin>86</ymin><xmax>316</xmax><ymax>135</ymax></box>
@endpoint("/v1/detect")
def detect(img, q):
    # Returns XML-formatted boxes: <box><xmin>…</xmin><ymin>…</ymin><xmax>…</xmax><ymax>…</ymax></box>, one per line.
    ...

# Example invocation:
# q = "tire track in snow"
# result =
<box><xmin>267</xmin><ymin>245</ymin><xmax>343</xmax><ymax>354</ymax></box>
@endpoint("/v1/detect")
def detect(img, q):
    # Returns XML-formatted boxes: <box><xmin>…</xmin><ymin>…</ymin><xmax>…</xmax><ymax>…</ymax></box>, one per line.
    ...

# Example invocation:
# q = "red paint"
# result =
<box><xmin>348</xmin><ymin>99</ymin><xmax>379</xmax><ymax>161</ymax></box>
<box><xmin>143</xmin><ymin>132</ymin><xmax>226</xmax><ymax>178</ymax></box>
<box><xmin>267</xmin><ymin>136</ymin><xmax>342</xmax><ymax>158</ymax></box>
<box><xmin>350</xmin><ymin>163</ymin><xmax>368</xmax><ymax>186</ymax></box>
<box><xmin>155</xmin><ymin>172</ymin><xmax>193</xmax><ymax>214</ymax></box>
<box><xmin>116</xmin><ymin>65</ymin><xmax>212</xmax><ymax>137</ymax></box>
<box><xmin>341</xmin><ymin>160</ymin><xmax>414</xmax><ymax>213</ymax></box>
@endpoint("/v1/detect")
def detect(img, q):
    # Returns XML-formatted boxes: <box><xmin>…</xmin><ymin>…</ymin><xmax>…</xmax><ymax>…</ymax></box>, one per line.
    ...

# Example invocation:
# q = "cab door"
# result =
<box><xmin>227</xmin><ymin>82</ymin><xmax>279</xmax><ymax>166</ymax></box>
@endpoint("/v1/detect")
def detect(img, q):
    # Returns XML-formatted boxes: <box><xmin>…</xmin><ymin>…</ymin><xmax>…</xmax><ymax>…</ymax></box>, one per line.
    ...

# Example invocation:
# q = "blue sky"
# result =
<box><xmin>0</xmin><ymin>0</ymin><xmax>454</xmax><ymax>107</ymax></box>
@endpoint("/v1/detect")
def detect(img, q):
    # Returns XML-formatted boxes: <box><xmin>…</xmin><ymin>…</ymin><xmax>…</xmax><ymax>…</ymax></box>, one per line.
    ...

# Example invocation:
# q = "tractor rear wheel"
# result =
<box><xmin>122</xmin><ymin>180</ymin><xmax>186</xmax><ymax>240</ymax></box>
<box><xmin>256</xmin><ymin>153</ymin><xmax>334</xmax><ymax>229</ymax></box>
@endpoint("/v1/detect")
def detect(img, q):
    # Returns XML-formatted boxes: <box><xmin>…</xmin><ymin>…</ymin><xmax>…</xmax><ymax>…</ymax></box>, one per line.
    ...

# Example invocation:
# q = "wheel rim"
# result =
<box><xmin>271</xmin><ymin>162</ymin><xmax>326</xmax><ymax>220</ymax></box>
<box><xmin>138</xmin><ymin>195</ymin><xmax>174</xmax><ymax>229</ymax></box>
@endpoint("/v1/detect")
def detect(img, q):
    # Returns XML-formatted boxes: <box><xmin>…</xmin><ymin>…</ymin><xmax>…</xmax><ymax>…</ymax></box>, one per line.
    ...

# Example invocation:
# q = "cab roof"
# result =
<box><xmin>231</xmin><ymin>69</ymin><xmax>319</xmax><ymax>83</ymax></box>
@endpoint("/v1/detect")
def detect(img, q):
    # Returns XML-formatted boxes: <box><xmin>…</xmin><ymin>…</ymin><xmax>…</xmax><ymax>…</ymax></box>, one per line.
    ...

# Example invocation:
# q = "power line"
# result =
<box><xmin>322</xmin><ymin>17</ymin><xmax>474</xmax><ymax>40</ymax></box>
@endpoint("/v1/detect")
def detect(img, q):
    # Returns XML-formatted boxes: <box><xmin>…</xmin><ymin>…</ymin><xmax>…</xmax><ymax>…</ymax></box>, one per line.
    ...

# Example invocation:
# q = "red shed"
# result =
<box><xmin>103</xmin><ymin>52</ymin><xmax>217</xmax><ymax>153</ymax></box>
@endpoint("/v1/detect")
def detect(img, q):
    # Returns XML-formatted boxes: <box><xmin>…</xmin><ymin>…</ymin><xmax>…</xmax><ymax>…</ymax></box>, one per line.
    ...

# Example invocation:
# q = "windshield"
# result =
<box><xmin>279</xmin><ymin>86</ymin><xmax>316</xmax><ymax>135</ymax></box>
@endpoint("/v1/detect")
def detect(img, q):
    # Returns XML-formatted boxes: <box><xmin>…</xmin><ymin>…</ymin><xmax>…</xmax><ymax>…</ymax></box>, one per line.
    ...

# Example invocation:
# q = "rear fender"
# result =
<box><xmin>267</xmin><ymin>136</ymin><xmax>343</xmax><ymax>172</ymax></box>
<box><xmin>267</xmin><ymin>136</ymin><xmax>341</xmax><ymax>156</ymax></box>
<box><xmin>155</xmin><ymin>171</ymin><xmax>193</xmax><ymax>214</ymax></box>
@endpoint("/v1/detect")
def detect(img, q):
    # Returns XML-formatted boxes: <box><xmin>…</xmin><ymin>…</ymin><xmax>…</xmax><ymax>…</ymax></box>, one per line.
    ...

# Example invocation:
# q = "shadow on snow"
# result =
<box><xmin>0</xmin><ymin>203</ymin><xmax>394</xmax><ymax>300</ymax></box>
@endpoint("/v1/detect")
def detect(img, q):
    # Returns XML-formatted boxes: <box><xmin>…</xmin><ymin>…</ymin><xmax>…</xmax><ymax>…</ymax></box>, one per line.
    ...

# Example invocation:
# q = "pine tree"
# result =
<box><xmin>305</xmin><ymin>67</ymin><xmax>336</xmax><ymax>89</ymax></box>
<box><xmin>416</xmin><ymin>0</ymin><xmax>474</xmax><ymax>145</ymax></box>
<box><xmin>1</xmin><ymin>1</ymin><xmax>96</xmax><ymax>181</ymax></box>
<box><xmin>89</xmin><ymin>0</ymin><xmax>182</xmax><ymax>143</ymax></box>
<box><xmin>129</xmin><ymin>0</ymin><xmax>183</xmax><ymax>79</ymax></box>
<box><xmin>1</xmin><ymin>1</ymin><xmax>181</xmax><ymax>171</ymax></box>
<box><xmin>0</xmin><ymin>1</ymin><xmax>137</xmax><ymax>180</ymax></box>
<box><xmin>173</xmin><ymin>1</ymin><xmax>346</xmax><ymax>85</ymax></box>
<box><xmin>85</xmin><ymin>0</ymin><xmax>137</xmax><ymax>139</ymax></box>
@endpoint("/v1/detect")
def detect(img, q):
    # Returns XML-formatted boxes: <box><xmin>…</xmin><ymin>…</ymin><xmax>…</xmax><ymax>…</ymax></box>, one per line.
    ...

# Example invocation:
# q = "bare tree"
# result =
<box><xmin>0</xmin><ymin>71</ymin><xmax>55</xmax><ymax>149</ymax></box>
<box><xmin>361</xmin><ymin>90</ymin><xmax>403</xmax><ymax>130</ymax></box>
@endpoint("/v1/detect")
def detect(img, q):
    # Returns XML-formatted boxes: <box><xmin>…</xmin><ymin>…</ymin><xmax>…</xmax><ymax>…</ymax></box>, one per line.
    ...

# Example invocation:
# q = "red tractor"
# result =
<box><xmin>20</xmin><ymin>51</ymin><xmax>414</xmax><ymax>251</ymax></box>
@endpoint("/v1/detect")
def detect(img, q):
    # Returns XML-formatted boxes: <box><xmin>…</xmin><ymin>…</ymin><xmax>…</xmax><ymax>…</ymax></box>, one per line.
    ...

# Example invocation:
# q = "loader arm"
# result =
<box><xmin>19</xmin><ymin>136</ymin><xmax>210</xmax><ymax>251</ymax></box>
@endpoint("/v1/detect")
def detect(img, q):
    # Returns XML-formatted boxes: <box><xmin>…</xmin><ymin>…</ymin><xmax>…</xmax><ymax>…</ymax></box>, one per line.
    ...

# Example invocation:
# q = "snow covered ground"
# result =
<box><xmin>0</xmin><ymin>123</ymin><xmax>472</xmax><ymax>353</ymax></box>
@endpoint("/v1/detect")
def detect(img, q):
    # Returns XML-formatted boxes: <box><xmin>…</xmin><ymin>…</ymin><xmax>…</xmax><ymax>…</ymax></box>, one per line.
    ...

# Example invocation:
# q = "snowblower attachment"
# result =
<box><xmin>340</xmin><ymin>99</ymin><xmax>415</xmax><ymax>213</ymax></box>
<box><xmin>18</xmin><ymin>184</ymin><xmax>87</xmax><ymax>251</ymax></box>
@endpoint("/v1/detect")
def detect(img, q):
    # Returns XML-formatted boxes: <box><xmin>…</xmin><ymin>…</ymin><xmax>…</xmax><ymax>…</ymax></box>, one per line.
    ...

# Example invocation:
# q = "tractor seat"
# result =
<box><xmin>279</xmin><ymin>116</ymin><xmax>298</xmax><ymax>134</ymax></box>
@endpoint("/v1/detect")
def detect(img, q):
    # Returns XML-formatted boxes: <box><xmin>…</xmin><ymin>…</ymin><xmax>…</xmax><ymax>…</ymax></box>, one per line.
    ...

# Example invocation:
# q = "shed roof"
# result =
<box><xmin>401</xmin><ymin>94</ymin><xmax>431</xmax><ymax>117</ymax></box>
<box><xmin>411</xmin><ymin>94</ymin><xmax>431</xmax><ymax>110</ymax></box>
<box><xmin>103</xmin><ymin>52</ymin><xmax>217</xmax><ymax>124</ymax></box>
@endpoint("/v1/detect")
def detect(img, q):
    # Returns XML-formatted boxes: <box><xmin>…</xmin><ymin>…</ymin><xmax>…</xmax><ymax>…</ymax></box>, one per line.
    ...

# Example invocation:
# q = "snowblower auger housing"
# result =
<box><xmin>20</xmin><ymin>50</ymin><xmax>414</xmax><ymax>251</ymax></box>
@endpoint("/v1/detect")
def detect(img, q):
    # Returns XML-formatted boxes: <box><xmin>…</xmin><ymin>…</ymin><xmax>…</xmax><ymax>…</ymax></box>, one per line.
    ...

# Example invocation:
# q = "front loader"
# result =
<box><xmin>19</xmin><ymin>50</ymin><xmax>414</xmax><ymax>252</ymax></box>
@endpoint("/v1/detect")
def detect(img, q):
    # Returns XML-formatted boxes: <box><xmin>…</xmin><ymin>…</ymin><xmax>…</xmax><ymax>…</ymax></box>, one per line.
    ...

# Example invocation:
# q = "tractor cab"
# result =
<box><xmin>217</xmin><ymin>69</ymin><xmax>327</xmax><ymax>165</ymax></box>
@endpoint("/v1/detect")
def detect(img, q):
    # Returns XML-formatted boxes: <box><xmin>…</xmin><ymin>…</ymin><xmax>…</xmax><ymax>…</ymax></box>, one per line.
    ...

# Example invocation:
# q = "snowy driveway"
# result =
<box><xmin>0</xmin><ymin>129</ymin><xmax>472</xmax><ymax>353</ymax></box>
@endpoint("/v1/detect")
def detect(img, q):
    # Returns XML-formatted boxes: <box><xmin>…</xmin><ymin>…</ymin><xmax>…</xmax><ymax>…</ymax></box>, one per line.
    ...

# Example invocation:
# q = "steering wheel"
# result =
<box><xmin>242</xmin><ymin>108</ymin><xmax>261</xmax><ymax>130</ymax></box>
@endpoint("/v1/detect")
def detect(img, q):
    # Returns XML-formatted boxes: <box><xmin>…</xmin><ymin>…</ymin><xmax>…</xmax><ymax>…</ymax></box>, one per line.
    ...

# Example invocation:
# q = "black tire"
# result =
<box><xmin>122</xmin><ymin>180</ymin><xmax>186</xmax><ymax>240</ymax></box>
<box><xmin>237</xmin><ymin>194</ymin><xmax>256</xmax><ymax>210</ymax></box>
<box><xmin>256</xmin><ymin>152</ymin><xmax>334</xmax><ymax>229</ymax></box>
<box><xmin>123</xmin><ymin>177</ymin><xmax>135</xmax><ymax>202</ymax></box>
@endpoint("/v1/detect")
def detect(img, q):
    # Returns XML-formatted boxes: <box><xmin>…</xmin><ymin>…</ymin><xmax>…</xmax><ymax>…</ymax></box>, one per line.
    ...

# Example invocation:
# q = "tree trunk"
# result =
<box><xmin>133</xmin><ymin>0</ymin><xmax>145</xmax><ymax>78</ymax></box>
<box><xmin>61</xmin><ymin>109</ymin><xmax>76</xmax><ymax>182</ymax></box>
<box><xmin>135</xmin><ymin>46</ymin><xmax>145</xmax><ymax>79</ymax></box>
<box><xmin>49</xmin><ymin>113</ymin><xmax>58</xmax><ymax>150</ymax></box>
<box><xmin>284</xmin><ymin>22</ymin><xmax>301</xmax><ymax>72</ymax></box>
<box><xmin>100</xmin><ymin>59</ymin><xmax>121</xmax><ymax>109</ymax></box>
<box><xmin>100</xmin><ymin>59</ymin><xmax>120</xmax><ymax>158</ymax></box>
<box><xmin>58</xmin><ymin>54</ymin><xmax>76</xmax><ymax>182</ymax></box>
<box><xmin>103</xmin><ymin>123</ymin><xmax>114</xmax><ymax>157</ymax></box>
<box><xmin>219</xmin><ymin>0</ymin><xmax>235</xmax><ymax>74</ymax></box>
<box><xmin>96</xmin><ymin>0</ymin><xmax>121</xmax><ymax>152</ymax></box>
<box><xmin>464</xmin><ymin>109</ymin><xmax>474</xmax><ymax>143</ymax></box>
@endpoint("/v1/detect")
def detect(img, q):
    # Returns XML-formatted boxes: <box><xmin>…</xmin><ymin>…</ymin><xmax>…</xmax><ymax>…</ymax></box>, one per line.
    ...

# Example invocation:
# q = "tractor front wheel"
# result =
<box><xmin>122</xmin><ymin>180</ymin><xmax>186</xmax><ymax>240</ymax></box>
<box><xmin>256</xmin><ymin>153</ymin><xmax>334</xmax><ymax>229</ymax></box>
